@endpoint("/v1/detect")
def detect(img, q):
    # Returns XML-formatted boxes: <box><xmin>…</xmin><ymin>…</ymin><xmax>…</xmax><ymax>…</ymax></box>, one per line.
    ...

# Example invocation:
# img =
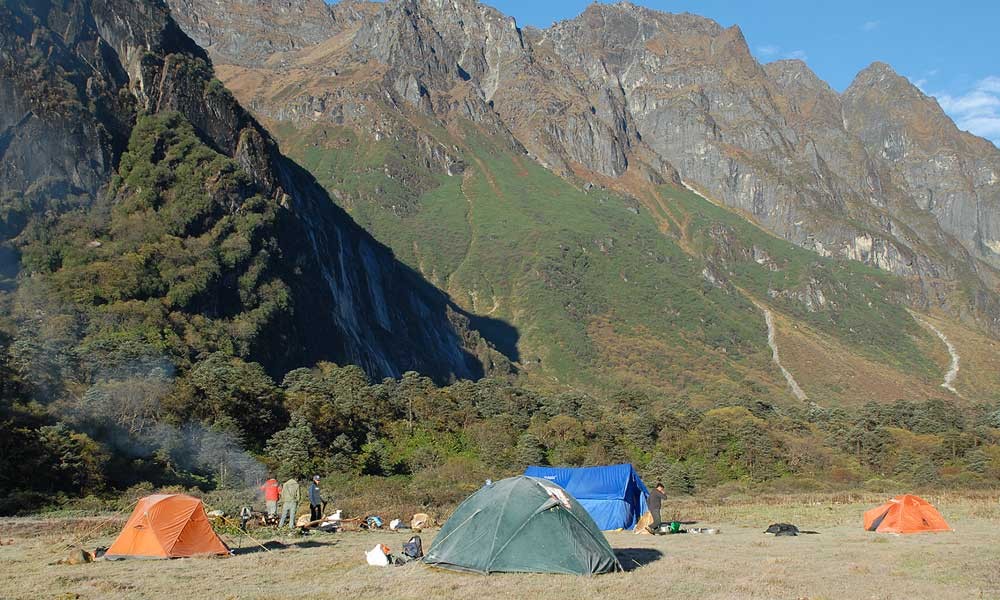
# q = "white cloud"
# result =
<box><xmin>937</xmin><ymin>91</ymin><xmax>1000</xmax><ymax>115</ymax></box>
<box><xmin>908</xmin><ymin>69</ymin><xmax>942</xmax><ymax>93</ymax></box>
<box><xmin>932</xmin><ymin>77</ymin><xmax>1000</xmax><ymax>145</ymax></box>
<box><xmin>755</xmin><ymin>45</ymin><xmax>806</xmax><ymax>62</ymax></box>
<box><xmin>862</xmin><ymin>20</ymin><xmax>880</xmax><ymax>32</ymax></box>
<box><xmin>960</xmin><ymin>116</ymin><xmax>1000</xmax><ymax>139</ymax></box>
<box><xmin>977</xmin><ymin>76</ymin><xmax>1000</xmax><ymax>93</ymax></box>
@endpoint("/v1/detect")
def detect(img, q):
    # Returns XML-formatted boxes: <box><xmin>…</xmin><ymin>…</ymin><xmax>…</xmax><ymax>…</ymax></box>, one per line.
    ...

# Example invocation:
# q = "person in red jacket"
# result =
<box><xmin>261</xmin><ymin>475</ymin><xmax>281</xmax><ymax>517</ymax></box>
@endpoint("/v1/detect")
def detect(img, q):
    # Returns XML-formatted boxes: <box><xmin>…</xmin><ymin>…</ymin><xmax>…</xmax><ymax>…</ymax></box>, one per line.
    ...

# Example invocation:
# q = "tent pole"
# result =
<box><xmin>59</xmin><ymin>499</ymin><xmax>139</xmax><ymax>550</ymax></box>
<box><xmin>218</xmin><ymin>515</ymin><xmax>272</xmax><ymax>553</ymax></box>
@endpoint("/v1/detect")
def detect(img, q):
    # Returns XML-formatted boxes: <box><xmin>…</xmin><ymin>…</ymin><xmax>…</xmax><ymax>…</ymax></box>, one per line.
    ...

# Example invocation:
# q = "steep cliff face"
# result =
<box><xmin>0</xmin><ymin>0</ymin><xmax>494</xmax><ymax>382</ymax></box>
<box><xmin>843</xmin><ymin>63</ymin><xmax>1000</xmax><ymax>268</ymax></box>
<box><xmin>182</xmin><ymin>1</ymin><xmax>1000</xmax><ymax>331</ymax></box>
<box><xmin>540</xmin><ymin>7</ymin><xmax>892</xmax><ymax>254</ymax></box>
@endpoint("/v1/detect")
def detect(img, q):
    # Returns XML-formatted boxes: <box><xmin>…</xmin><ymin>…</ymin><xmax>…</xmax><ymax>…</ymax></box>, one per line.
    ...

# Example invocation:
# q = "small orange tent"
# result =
<box><xmin>863</xmin><ymin>494</ymin><xmax>951</xmax><ymax>534</ymax></box>
<box><xmin>106</xmin><ymin>494</ymin><xmax>230</xmax><ymax>558</ymax></box>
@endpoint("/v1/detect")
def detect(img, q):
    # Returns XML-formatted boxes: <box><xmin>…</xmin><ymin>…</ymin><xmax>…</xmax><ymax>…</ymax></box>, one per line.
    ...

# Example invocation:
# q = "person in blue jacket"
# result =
<box><xmin>308</xmin><ymin>475</ymin><xmax>323</xmax><ymax>522</ymax></box>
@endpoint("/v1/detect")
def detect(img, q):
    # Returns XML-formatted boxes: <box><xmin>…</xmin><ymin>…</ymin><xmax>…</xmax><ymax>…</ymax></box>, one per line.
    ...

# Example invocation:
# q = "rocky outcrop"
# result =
<box><xmin>0</xmin><ymin>0</ymin><xmax>496</xmax><ymax>382</ymax></box>
<box><xmin>167</xmin><ymin>0</ymin><xmax>345</xmax><ymax>66</ymax></box>
<box><xmin>843</xmin><ymin>63</ymin><xmax>1000</xmax><ymax>269</ymax></box>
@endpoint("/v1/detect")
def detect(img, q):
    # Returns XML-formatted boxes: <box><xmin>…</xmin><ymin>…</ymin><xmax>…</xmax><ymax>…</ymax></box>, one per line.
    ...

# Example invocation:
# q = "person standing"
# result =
<box><xmin>646</xmin><ymin>483</ymin><xmax>667</xmax><ymax>534</ymax></box>
<box><xmin>278</xmin><ymin>477</ymin><xmax>300</xmax><ymax>529</ymax></box>
<box><xmin>308</xmin><ymin>475</ymin><xmax>323</xmax><ymax>522</ymax></box>
<box><xmin>261</xmin><ymin>475</ymin><xmax>281</xmax><ymax>517</ymax></box>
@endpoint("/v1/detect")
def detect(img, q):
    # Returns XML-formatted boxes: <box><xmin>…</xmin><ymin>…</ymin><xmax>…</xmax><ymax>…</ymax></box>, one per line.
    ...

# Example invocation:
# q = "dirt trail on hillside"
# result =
<box><xmin>760</xmin><ymin>305</ymin><xmax>809</xmax><ymax>402</ymax></box>
<box><xmin>909</xmin><ymin>311</ymin><xmax>961</xmax><ymax>396</ymax></box>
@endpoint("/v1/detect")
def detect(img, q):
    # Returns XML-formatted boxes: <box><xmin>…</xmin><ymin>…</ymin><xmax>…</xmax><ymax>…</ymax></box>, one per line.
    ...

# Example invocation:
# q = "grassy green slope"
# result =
<box><xmin>272</xmin><ymin>115</ymin><xmax>958</xmax><ymax>405</ymax></box>
<box><xmin>279</xmin><ymin>119</ymin><xmax>780</xmax><ymax>399</ymax></box>
<box><xmin>664</xmin><ymin>186</ymin><xmax>939</xmax><ymax>377</ymax></box>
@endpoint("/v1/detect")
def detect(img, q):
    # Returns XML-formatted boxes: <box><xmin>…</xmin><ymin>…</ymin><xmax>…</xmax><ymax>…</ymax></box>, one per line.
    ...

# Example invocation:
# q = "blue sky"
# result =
<box><xmin>331</xmin><ymin>1</ymin><xmax>999</xmax><ymax>144</ymax></box>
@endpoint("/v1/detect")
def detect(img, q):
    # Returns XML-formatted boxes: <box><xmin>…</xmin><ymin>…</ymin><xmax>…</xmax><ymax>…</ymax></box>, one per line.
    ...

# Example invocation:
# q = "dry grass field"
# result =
<box><xmin>2</xmin><ymin>493</ymin><xmax>999</xmax><ymax>600</ymax></box>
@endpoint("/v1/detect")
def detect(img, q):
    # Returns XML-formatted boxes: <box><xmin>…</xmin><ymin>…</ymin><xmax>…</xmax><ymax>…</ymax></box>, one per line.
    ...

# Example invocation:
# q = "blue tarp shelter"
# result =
<box><xmin>524</xmin><ymin>464</ymin><xmax>649</xmax><ymax>531</ymax></box>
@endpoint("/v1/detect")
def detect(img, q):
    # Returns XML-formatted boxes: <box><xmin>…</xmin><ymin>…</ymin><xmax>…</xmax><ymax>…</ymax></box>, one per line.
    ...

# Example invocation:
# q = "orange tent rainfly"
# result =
<box><xmin>863</xmin><ymin>494</ymin><xmax>952</xmax><ymax>534</ymax></box>
<box><xmin>106</xmin><ymin>494</ymin><xmax>230</xmax><ymax>559</ymax></box>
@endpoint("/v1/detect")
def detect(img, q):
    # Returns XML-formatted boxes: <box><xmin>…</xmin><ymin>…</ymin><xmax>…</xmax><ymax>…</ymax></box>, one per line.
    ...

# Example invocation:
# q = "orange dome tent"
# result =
<box><xmin>106</xmin><ymin>494</ymin><xmax>230</xmax><ymax>559</ymax></box>
<box><xmin>863</xmin><ymin>494</ymin><xmax>951</xmax><ymax>534</ymax></box>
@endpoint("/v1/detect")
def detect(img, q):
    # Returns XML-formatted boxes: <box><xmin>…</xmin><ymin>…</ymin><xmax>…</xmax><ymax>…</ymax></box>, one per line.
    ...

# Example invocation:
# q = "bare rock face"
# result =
<box><xmin>545</xmin><ymin>6</ymin><xmax>836</xmax><ymax>230</ymax></box>
<box><xmin>167</xmin><ymin>0</ymin><xmax>345</xmax><ymax>66</ymax></box>
<box><xmin>0</xmin><ymin>0</ymin><xmax>193</xmax><ymax>216</ymax></box>
<box><xmin>843</xmin><ymin>63</ymin><xmax>1000</xmax><ymax>269</ymax></box>
<box><xmin>539</xmin><ymin>4</ymin><xmax>999</xmax><ymax>332</ymax></box>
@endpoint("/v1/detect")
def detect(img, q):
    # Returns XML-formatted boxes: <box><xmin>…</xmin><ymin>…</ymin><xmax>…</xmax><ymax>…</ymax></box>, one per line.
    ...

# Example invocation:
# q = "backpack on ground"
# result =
<box><xmin>764</xmin><ymin>523</ymin><xmax>819</xmax><ymax>536</ymax></box>
<box><xmin>402</xmin><ymin>535</ymin><xmax>423</xmax><ymax>559</ymax></box>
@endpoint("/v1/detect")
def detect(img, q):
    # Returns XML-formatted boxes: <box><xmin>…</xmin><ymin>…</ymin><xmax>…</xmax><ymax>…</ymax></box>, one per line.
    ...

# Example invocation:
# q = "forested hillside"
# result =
<box><xmin>0</xmin><ymin>0</ymin><xmax>497</xmax><ymax>512</ymax></box>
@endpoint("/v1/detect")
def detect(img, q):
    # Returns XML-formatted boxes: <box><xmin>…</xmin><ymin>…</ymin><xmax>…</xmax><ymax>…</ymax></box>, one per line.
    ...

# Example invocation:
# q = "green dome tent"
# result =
<box><xmin>423</xmin><ymin>476</ymin><xmax>622</xmax><ymax>575</ymax></box>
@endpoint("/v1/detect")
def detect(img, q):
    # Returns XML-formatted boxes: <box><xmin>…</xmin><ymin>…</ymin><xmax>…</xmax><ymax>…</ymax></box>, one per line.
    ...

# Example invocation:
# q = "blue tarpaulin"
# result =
<box><xmin>524</xmin><ymin>464</ymin><xmax>649</xmax><ymax>531</ymax></box>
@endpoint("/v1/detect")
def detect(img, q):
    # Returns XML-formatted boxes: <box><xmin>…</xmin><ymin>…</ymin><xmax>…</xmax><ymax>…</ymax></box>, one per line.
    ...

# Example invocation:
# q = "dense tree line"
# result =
<box><xmin>3</xmin><ymin>321</ymin><xmax>1000</xmax><ymax>514</ymax></box>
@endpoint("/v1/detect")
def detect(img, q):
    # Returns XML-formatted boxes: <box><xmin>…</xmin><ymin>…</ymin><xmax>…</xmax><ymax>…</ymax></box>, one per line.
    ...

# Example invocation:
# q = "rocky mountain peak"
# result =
<box><xmin>546</xmin><ymin>4</ymin><xmax>757</xmax><ymax>83</ymax></box>
<box><xmin>765</xmin><ymin>59</ymin><xmax>827</xmax><ymax>89</ymax></box>
<box><xmin>843</xmin><ymin>62</ymin><xmax>1000</xmax><ymax>274</ymax></box>
<box><xmin>846</xmin><ymin>61</ymin><xmax>926</xmax><ymax>100</ymax></box>
<box><xmin>764</xmin><ymin>59</ymin><xmax>843</xmax><ymax>130</ymax></box>
<box><xmin>354</xmin><ymin>0</ymin><xmax>525</xmax><ymax>86</ymax></box>
<box><xmin>572</xmin><ymin>1</ymin><xmax>724</xmax><ymax>36</ymax></box>
<box><xmin>843</xmin><ymin>60</ymin><xmax>968</xmax><ymax>146</ymax></box>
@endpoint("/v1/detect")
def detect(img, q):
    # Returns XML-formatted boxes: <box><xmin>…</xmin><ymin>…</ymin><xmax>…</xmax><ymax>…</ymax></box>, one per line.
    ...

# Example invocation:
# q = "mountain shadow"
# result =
<box><xmin>265</xmin><ymin>156</ymin><xmax>519</xmax><ymax>380</ymax></box>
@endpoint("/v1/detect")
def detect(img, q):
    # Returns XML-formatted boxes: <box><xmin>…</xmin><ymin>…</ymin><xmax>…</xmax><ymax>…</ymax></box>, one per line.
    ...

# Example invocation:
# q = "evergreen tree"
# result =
<box><xmin>265</xmin><ymin>414</ymin><xmax>318</xmax><ymax>480</ymax></box>
<box><xmin>515</xmin><ymin>432</ymin><xmax>546</xmax><ymax>467</ymax></box>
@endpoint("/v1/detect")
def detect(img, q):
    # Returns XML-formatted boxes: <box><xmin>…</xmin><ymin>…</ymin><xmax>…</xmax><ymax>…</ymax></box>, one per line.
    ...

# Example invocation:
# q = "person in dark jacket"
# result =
<box><xmin>308</xmin><ymin>475</ymin><xmax>323</xmax><ymax>521</ymax></box>
<box><xmin>646</xmin><ymin>483</ymin><xmax>667</xmax><ymax>533</ymax></box>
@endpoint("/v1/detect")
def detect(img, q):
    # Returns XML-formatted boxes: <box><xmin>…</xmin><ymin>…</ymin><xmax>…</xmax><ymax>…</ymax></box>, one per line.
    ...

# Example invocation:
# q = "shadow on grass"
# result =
<box><xmin>231</xmin><ymin>538</ymin><xmax>338</xmax><ymax>556</ymax></box>
<box><xmin>615</xmin><ymin>547</ymin><xmax>664</xmax><ymax>572</ymax></box>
